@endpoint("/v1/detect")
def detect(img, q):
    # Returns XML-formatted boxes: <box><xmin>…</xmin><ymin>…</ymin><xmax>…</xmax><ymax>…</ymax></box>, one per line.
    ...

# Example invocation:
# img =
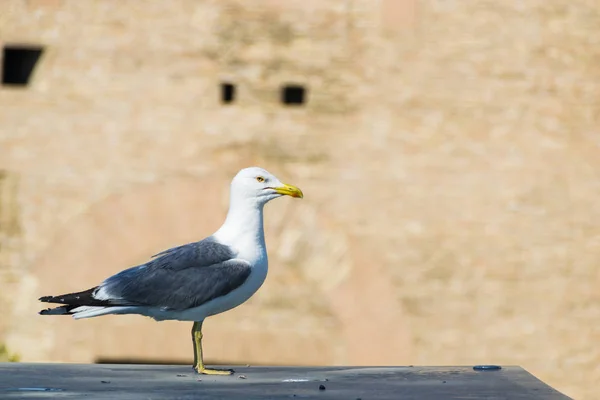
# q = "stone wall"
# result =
<box><xmin>1</xmin><ymin>1</ymin><xmax>599</xmax><ymax>399</ymax></box>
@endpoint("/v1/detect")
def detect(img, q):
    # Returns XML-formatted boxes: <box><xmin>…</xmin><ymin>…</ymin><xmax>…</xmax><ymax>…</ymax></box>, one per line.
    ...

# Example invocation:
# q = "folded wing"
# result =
<box><xmin>39</xmin><ymin>238</ymin><xmax>252</xmax><ymax>314</ymax></box>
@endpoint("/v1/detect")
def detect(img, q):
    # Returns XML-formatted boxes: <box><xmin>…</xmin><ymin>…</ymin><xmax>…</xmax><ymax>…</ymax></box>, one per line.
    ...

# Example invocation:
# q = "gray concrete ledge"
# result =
<box><xmin>0</xmin><ymin>363</ymin><xmax>571</xmax><ymax>399</ymax></box>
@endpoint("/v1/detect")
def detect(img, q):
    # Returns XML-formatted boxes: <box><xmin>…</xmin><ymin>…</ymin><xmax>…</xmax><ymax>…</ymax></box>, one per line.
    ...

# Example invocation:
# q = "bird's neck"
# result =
<box><xmin>213</xmin><ymin>199</ymin><xmax>266</xmax><ymax>256</ymax></box>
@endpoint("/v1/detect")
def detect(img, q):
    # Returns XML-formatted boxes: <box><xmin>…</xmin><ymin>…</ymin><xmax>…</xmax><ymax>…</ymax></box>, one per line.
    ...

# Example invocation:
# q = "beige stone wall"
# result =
<box><xmin>1</xmin><ymin>1</ymin><xmax>599</xmax><ymax>399</ymax></box>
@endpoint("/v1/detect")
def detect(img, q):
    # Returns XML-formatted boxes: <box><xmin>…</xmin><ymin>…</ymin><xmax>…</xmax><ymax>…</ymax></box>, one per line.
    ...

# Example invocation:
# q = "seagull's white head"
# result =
<box><xmin>230</xmin><ymin>167</ymin><xmax>303</xmax><ymax>207</ymax></box>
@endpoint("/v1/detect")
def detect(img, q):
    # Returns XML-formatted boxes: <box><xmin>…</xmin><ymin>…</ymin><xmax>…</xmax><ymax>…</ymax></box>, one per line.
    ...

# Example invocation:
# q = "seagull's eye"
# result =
<box><xmin>256</xmin><ymin>176</ymin><xmax>265</xmax><ymax>183</ymax></box>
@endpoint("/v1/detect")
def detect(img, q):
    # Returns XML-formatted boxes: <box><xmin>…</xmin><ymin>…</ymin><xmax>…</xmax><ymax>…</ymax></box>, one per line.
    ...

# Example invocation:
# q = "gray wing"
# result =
<box><xmin>98</xmin><ymin>238</ymin><xmax>252</xmax><ymax>311</ymax></box>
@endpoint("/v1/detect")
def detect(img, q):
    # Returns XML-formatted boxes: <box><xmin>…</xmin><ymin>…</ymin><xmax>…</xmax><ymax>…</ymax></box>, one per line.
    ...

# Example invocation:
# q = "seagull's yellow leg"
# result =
<box><xmin>192</xmin><ymin>321</ymin><xmax>234</xmax><ymax>375</ymax></box>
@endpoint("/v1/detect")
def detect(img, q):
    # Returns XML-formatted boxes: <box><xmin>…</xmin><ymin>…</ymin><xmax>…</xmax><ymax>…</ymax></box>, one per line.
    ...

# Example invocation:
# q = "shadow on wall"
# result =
<box><xmin>95</xmin><ymin>357</ymin><xmax>269</xmax><ymax>366</ymax></box>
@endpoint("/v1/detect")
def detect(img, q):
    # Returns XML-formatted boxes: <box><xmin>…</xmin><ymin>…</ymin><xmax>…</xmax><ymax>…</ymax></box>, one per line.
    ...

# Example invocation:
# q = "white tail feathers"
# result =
<box><xmin>71</xmin><ymin>306</ymin><xmax>134</xmax><ymax>319</ymax></box>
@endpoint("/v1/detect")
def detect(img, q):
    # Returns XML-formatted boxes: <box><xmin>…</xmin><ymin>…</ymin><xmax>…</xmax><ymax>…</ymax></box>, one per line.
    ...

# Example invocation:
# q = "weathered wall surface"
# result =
<box><xmin>1</xmin><ymin>1</ymin><xmax>599</xmax><ymax>399</ymax></box>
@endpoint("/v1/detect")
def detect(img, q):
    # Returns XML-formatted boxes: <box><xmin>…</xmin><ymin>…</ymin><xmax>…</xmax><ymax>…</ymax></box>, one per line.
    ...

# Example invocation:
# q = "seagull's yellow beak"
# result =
<box><xmin>273</xmin><ymin>183</ymin><xmax>303</xmax><ymax>198</ymax></box>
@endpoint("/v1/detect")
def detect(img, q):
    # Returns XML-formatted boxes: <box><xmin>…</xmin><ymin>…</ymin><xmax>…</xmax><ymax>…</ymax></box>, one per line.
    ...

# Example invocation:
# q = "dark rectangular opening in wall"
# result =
<box><xmin>2</xmin><ymin>45</ymin><xmax>44</xmax><ymax>86</ymax></box>
<box><xmin>221</xmin><ymin>82</ymin><xmax>236</xmax><ymax>104</ymax></box>
<box><xmin>281</xmin><ymin>84</ymin><xmax>306</xmax><ymax>106</ymax></box>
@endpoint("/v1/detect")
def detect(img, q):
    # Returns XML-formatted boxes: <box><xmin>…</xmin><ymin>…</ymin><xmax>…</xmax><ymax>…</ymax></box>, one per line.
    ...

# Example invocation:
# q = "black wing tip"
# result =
<box><xmin>38</xmin><ymin>295</ymin><xmax>67</xmax><ymax>303</ymax></box>
<box><xmin>39</xmin><ymin>307</ymin><xmax>69</xmax><ymax>316</ymax></box>
<box><xmin>38</xmin><ymin>287</ymin><xmax>100</xmax><ymax>305</ymax></box>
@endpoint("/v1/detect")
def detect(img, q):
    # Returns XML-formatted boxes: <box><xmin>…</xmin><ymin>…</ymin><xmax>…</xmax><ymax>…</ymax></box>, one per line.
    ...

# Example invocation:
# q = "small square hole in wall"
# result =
<box><xmin>281</xmin><ymin>84</ymin><xmax>306</xmax><ymax>106</ymax></box>
<box><xmin>2</xmin><ymin>45</ymin><xmax>44</xmax><ymax>86</ymax></box>
<box><xmin>221</xmin><ymin>82</ymin><xmax>236</xmax><ymax>104</ymax></box>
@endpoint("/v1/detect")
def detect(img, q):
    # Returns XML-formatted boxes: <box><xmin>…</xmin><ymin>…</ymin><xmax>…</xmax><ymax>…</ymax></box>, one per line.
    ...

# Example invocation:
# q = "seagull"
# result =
<box><xmin>38</xmin><ymin>167</ymin><xmax>303</xmax><ymax>375</ymax></box>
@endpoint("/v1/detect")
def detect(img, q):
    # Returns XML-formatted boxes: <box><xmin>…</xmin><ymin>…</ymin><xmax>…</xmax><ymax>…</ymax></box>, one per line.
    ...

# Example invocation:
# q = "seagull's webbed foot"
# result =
<box><xmin>194</xmin><ymin>366</ymin><xmax>235</xmax><ymax>376</ymax></box>
<box><xmin>191</xmin><ymin>320</ymin><xmax>234</xmax><ymax>376</ymax></box>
